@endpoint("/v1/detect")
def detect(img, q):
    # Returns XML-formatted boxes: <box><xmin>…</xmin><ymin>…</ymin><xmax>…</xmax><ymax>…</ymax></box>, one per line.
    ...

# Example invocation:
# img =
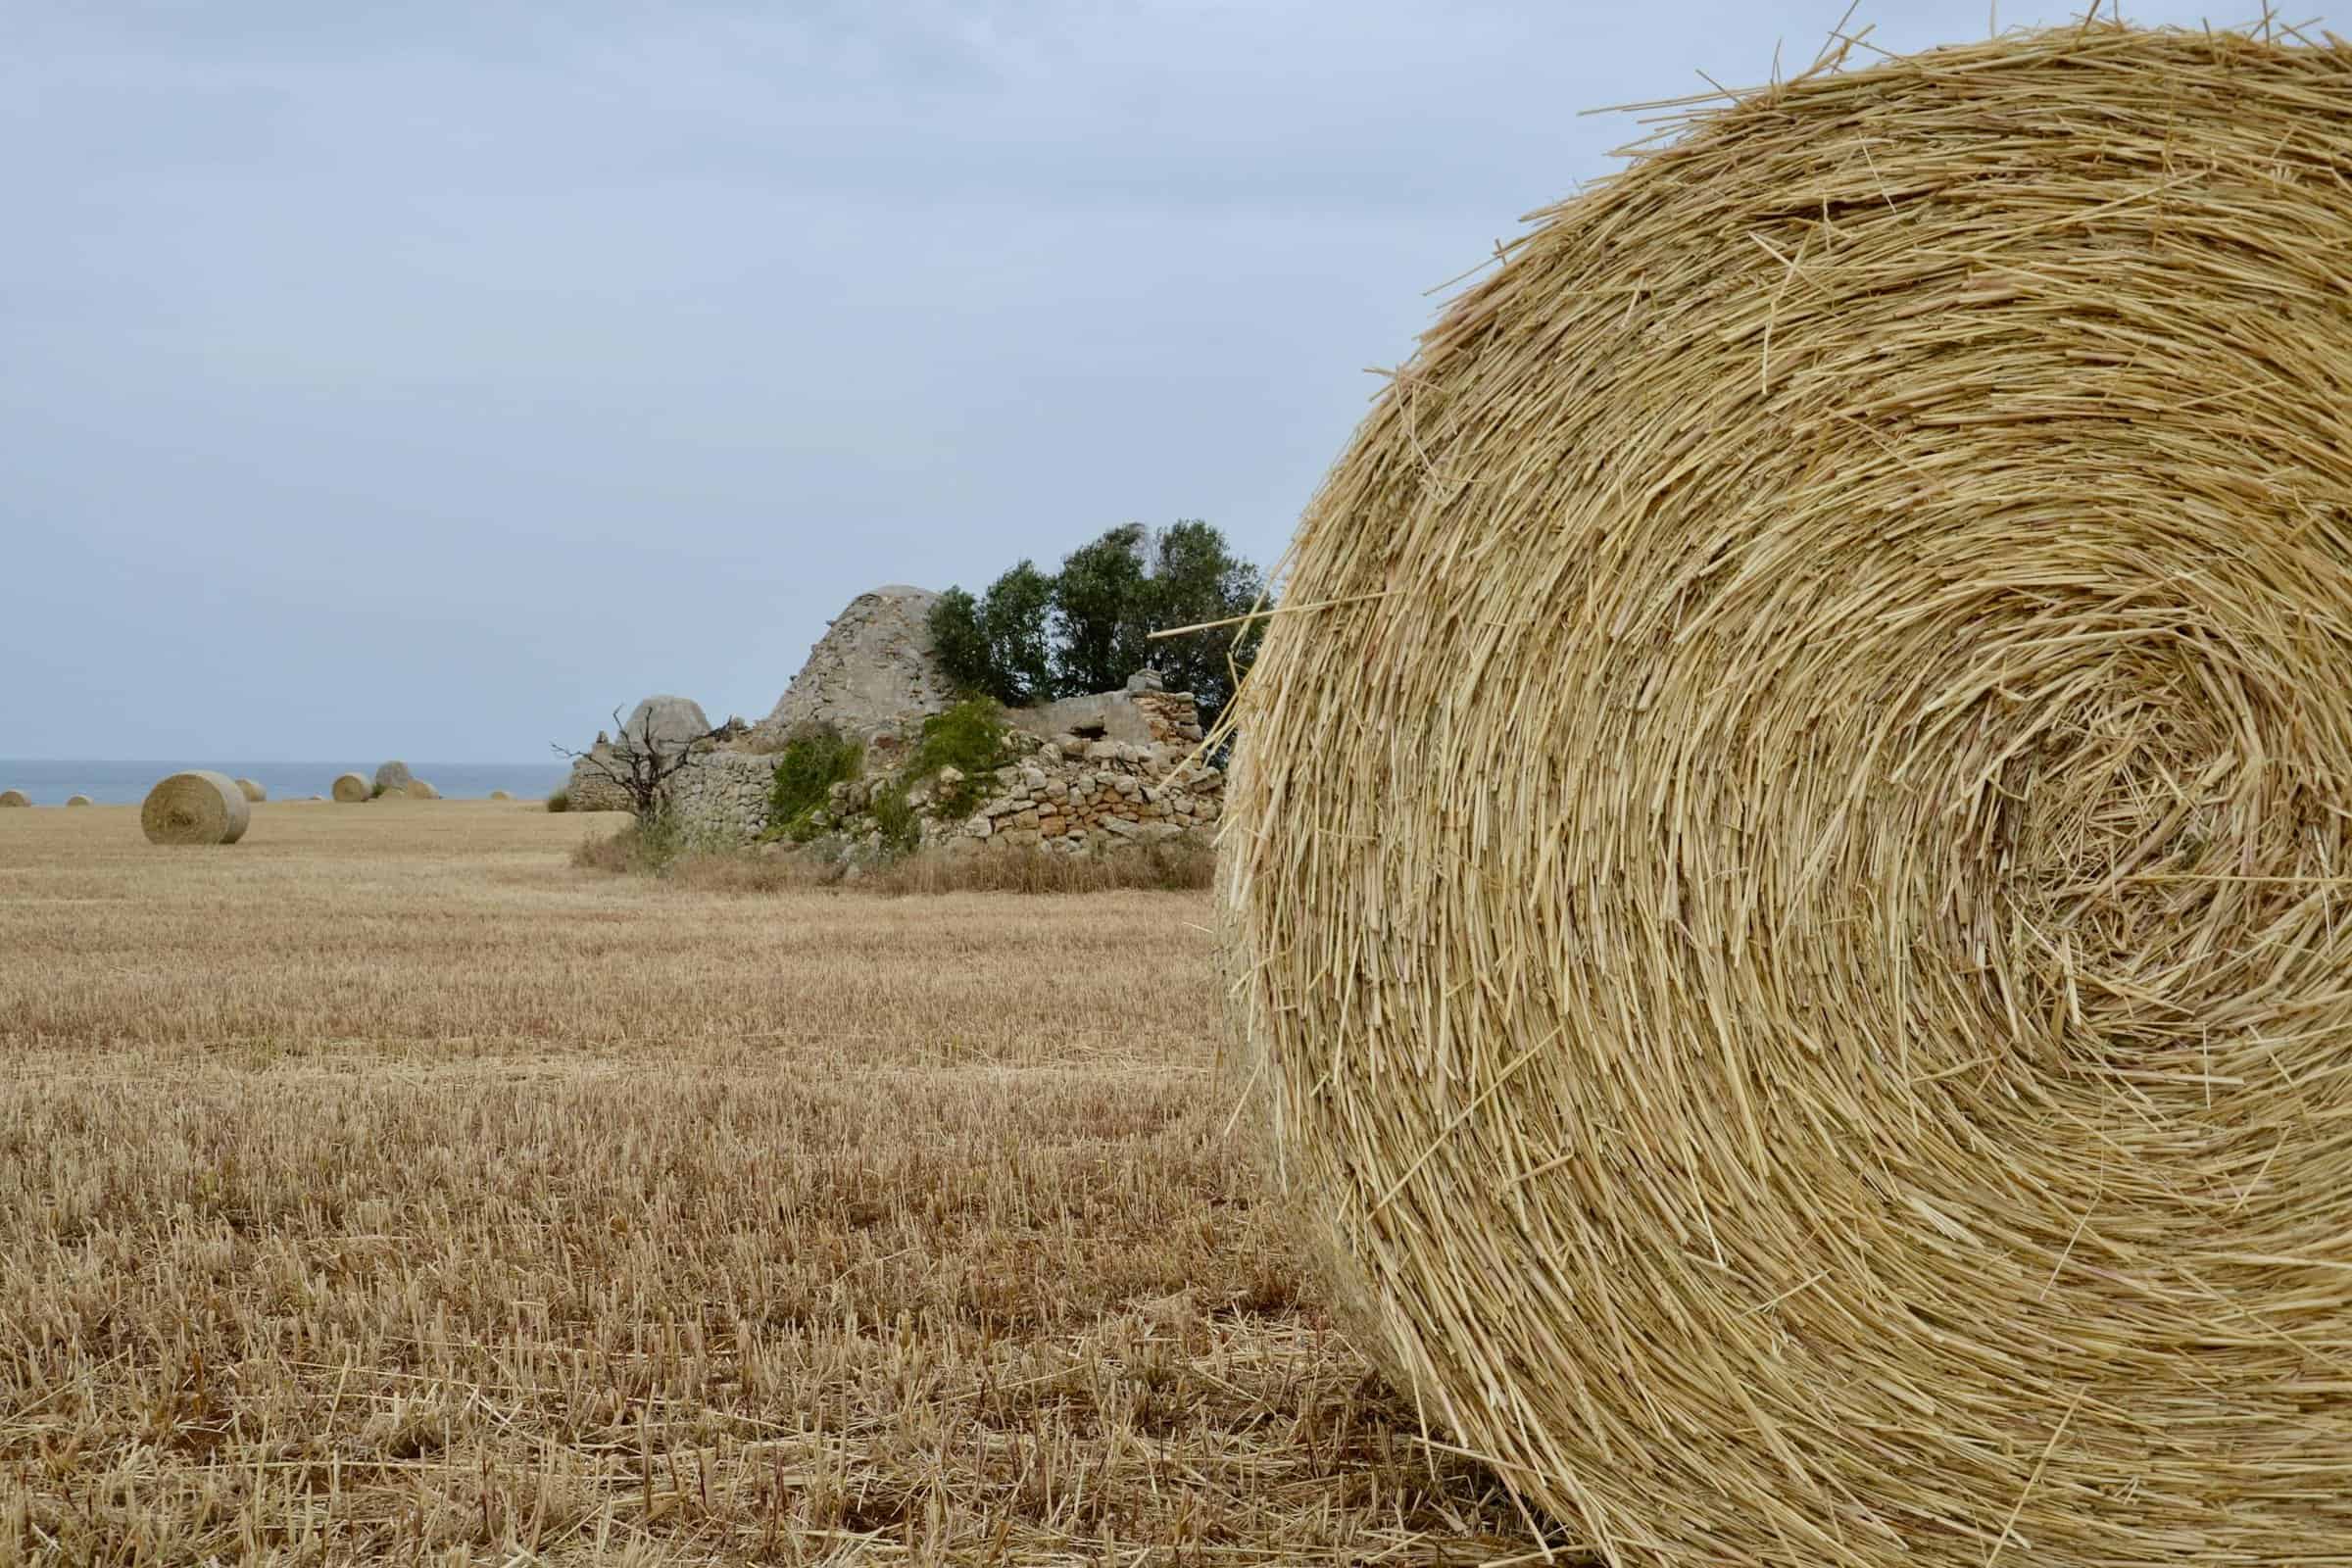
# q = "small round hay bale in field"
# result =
<box><xmin>233</xmin><ymin>777</ymin><xmax>266</xmax><ymax>803</ymax></box>
<box><xmin>331</xmin><ymin>772</ymin><xmax>369</xmax><ymax>803</ymax></box>
<box><xmin>1222</xmin><ymin>24</ymin><xmax>2352</xmax><ymax>1568</ymax></box>
<box><xmin>405</xmin><ymin>779</ymin><xmax>440</xmax><ymax>801</ymax></box>
<box><xmin>372</xmin><ymin>760</ymin><xmax>413</xmax><ymax>795</ymax></box>
<box><xmin>489</xmin><ymin>789</ymin><xmax>512</xmax><ymax>801</ymax></box>
<box><xmin>66</xmin><ymin>795</ymin><xmax>91</xmax><ymax>808</ymax></box>
<box><xmin>140</xmin><ymin>771</ymin><xmax>249</xmax><ymax>846</ymax></box>
<box><xmin>0</xmin><ymin>790</ymin><xmax>27</xmax><ymax>808</ymax></box>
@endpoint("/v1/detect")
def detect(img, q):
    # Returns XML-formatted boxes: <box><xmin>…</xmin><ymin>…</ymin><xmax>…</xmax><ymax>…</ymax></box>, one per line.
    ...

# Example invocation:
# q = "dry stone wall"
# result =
<box><xmin>666</xmin><ymin>751</ymin><xmax>774</xmax><ymax>841</ymax></box>
<box><xmin>956</xmin><ymin>726</ymin><xmax>1221</xmax><ymax>853</ymax></box>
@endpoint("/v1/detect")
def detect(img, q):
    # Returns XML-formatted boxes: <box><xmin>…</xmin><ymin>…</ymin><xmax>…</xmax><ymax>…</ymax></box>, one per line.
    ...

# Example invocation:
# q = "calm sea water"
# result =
<box><xmin>0</xmin><ymin>760</ymin><xmax>567</xmax><ymax>807</ymax></box>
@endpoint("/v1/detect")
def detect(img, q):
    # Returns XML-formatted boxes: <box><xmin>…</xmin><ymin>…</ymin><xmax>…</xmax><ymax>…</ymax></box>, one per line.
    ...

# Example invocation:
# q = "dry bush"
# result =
<box><xmin>0</xmin><ymin>802</ymin><xmax>1531</xmax><ymax>1563</ymax></box>
<box><xmin>862</xmin><ymin>840</ymin><xmax>1216</xmax><ymax>896</ymax></box>
<box><xmin>577</xmin><ymin>818</ymin><xmax>1217</xmax><ymax>897</ymax></box>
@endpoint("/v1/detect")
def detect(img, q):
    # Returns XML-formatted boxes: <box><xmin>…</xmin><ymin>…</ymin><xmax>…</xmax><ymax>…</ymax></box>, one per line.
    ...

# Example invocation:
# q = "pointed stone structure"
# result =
<box><xmin>750</xmin><ymin>585</ymin><xmax>954</xmax><ymax>748</ymax></box>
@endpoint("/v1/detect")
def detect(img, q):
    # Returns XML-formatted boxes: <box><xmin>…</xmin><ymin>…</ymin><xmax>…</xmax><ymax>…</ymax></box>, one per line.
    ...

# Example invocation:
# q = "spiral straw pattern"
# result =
<box><xmin>1221</xmin><ymin>23</ymin><xmax>2352</xmax><ymax>1567</ymax></box>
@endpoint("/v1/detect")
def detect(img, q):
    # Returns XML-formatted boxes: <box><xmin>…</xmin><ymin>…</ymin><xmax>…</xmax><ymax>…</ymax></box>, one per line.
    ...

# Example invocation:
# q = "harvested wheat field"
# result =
<box><xmin>0</xmin><ymin>803</ymin><xmax>1533</xmax><ymax>1564</ymax></box>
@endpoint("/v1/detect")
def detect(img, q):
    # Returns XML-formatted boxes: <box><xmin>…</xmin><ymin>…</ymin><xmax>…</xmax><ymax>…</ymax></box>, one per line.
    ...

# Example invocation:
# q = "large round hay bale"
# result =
<box><xmin>405</xmin><ymin>778</ymin><xmax>440</xmax><ymax>801</ymax></box>
<box><xmin>65</xmin><ymin>795</ymin><xmax>91</xmax><ymax>808</ymax></box>
<box><xmin>372</xmin><ymin>760</ymin><xmax>413</xmax><ymax>795</ymax></box>
<box><xmin>139</xmin><ymin>771</ymin><xmax>250</xmax><ymax>846</ymax></box>
<box><xmin>331</xmin><ymin>772</ymin><xmax>369</xmax><ymax>803</ymax></box>
<box><xmin>233</xmin><ymin>777</ymin><xmax>266</xmax><ymax>803</ymax></box>
<box><xmin>0</xmin><ymin>790</ymin><xmax>26</xmax><ymax>808</ymax></box>
<box><xmin>1221</xmin><ymin>24</ymin><xmax>2352</xmax><ymax>1568</ymax></box>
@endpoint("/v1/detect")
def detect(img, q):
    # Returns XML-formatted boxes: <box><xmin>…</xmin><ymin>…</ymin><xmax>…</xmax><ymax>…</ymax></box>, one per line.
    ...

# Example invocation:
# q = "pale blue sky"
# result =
<box><xmin>2</xmin><ymin>2</ymin><xmax>2240</xmax><ymax>759</ymax></box>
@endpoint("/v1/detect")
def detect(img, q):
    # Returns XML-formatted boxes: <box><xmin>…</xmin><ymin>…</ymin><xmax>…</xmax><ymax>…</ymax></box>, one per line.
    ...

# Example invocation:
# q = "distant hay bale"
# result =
<box><xmin>233</xmin><ymin>777</ymin><xmax>266</xmax><ymax>803</ymax></box>
<box><xmin>0</xmin><ymin>790</ymin><xmax>28</xmax><ymax>808</ymax></box>
<box><xmin>65</xmin><ymin>795</ymin><xmax>91</xmax><ymax>808</ymax></box>
<box><xmin>372</xmin><ymin>760</ymin><xmax>413</xmax><ymax>795</ymax></box>
<box><xmin>139</xmin><ymin>771</ymin><xmax>250</xmax><ymax>846</ymax></box>
<box><xmin>405</xmin><ymin>779</ymin><xmax>440</xmax><ymax>801</ymax></box>
<box><xmin>489</xmin><ymin>789</ymin><xmax>513</xmax><ymax>801</ymax></box>
<box><xmin>1220</xmin><ymin>24</ymin><xmax>2352</xmax><ymax>1568</ymax></box>
<box><xmin>330</xmin><ymin>773</ymin><xmax>369</xmax><ymax>803</ymax></box>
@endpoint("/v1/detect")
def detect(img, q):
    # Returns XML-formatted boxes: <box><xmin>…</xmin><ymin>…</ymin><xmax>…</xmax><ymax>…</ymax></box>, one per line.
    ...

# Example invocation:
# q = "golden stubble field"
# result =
<box><xmin>0</xmin><ymin>801</ymin><xmax>1529</xmax><ymax>1565</ymax></box>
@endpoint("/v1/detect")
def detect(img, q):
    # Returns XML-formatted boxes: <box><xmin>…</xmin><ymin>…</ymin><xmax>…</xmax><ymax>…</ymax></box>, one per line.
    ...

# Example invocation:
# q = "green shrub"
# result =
<box><xmin>545</xmin><ymin>789</ymin><xmax>571</xmax><ymax>813</ymax></box>
<box><xmin>907</xmin><ymin>699</ymin><xmax>1012</xmax><ymax>820</ymax></box>
<box><xmin>869</xmin><ymin>783</ymin><xmax>921</xmax><ymax>856</ymax></box>
<box><xmin>767</xmin><ymin>726</ymin><xmax>862</xmax><ymax>839</ymax></box>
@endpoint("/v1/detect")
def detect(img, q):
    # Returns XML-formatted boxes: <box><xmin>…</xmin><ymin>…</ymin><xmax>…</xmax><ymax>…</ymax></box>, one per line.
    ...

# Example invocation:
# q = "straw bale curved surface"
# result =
<box><xmin>489</xmin><ymin>789</ymin><xmax>513</xmax><ymax>801</ymax></box>
<box><xmin>233</xmin><ymin>777</ymin><xmax>266</xmax><ymax>803</ymax></box>
<box><xmin>65</xmin><ymin>795</ymin><xmax>91</xmax><ymax>808</ymax></box>
<box><xmin>373</xmin><ymin>760</ymin><xmax>413</xmax><ymax>795</ymax></box>
<box><xmin>331</xmin><ymin>773</ymin><xmax>369</xmax><ymax>803</ymax></box>
<box><xmin>405</xmin><ymin>779</ymin><xmax>440</xmax><ymax>801</ymax></box>
<box><xmin>139</xmin><ymin>771</ymin><xmax>250</xmax><ymax>846</ymax></box>
<box><xmin>1220</xmin><ymin>24</ymin><xmax>2352</xmax><ymax>1568</ymax></box>
<box><xmin>0</xmin><ymin>791</ymin><xmax>26</xmax><ymax>808</ymax></box>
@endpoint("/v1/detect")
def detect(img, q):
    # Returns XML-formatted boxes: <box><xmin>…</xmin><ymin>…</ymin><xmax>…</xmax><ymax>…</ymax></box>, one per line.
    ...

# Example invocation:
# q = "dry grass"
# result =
<box><xmin>1221</xmin><ymin>21</ymin><xmax>2352</xmax><ymax>1568</ymax></box>
<box><xmin>572</xmin><ymin>819</ymin><xmax>1217</xmax><ymax>898</ymax></box>
<box><xmin>0</xmin><ymin>803</ymin><xmax>1535</xmax><ymax>1563</ymax></box>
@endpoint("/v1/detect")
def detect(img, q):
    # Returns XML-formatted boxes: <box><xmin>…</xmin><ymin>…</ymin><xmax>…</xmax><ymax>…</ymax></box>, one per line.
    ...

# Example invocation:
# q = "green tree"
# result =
<box><xmin>928</xmin><ymin>564</ymin><xmax>1055</xmax><ymax>706</ymax></box>
<box><xmin>980</xmin><ymin>562</ymin><xmax>1054</xmax><ymax>705</ymax></box>
<box><xmin>1138</xmin><ymin>519</ymin><xmax>1266</xmax><ymax>731</ymax></box>
<box><xmin>1051</xmin><ymin>524</ymin><xmax>1153</xmax><ymax>697</ymax></box>
<box><xmin>931</xmin><ymin>519</ymin><xmax>1272</xmax><ymax>731</ymax></box>
<box><xmin>928</xmin><ymin>587</ymin><xmax>993</xmax><ymax>698</ymax></box>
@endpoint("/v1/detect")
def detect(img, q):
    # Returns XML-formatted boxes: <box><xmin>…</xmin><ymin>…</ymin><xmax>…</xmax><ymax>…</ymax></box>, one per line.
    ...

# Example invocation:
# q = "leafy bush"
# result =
<box><xmin>767</xmin><ymin>725</ymin><xmax>862</xmax><ymax>839</ymax></box>
<box><xmin>869</xmin><ymin>784</ymin><xmax>921</xmax><ymax>856</ymax></box>
<box><xmin>907</xmin><ymin>699</ymin><xmax>1012</xmax><ymax>820</ymax></box>
<box><xmin>545</xmin><ymin>789</ymin><xmax>571</xmax><ymax>813</ymax></box>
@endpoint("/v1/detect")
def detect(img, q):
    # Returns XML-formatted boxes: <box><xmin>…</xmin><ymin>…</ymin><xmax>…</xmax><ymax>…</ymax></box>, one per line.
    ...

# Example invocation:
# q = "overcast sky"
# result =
<box><xmin>3</xmin><ymin>1</ymin><xmax>2240</xmax><ymax>760</ymax></box>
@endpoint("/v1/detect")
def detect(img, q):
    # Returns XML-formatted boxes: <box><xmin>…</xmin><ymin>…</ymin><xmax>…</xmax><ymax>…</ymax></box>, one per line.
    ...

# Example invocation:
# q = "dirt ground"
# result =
<box><xmin>0</xmin><ymin>801</ymin><xmax>1533</xmax><ymax>1564</ymax></box>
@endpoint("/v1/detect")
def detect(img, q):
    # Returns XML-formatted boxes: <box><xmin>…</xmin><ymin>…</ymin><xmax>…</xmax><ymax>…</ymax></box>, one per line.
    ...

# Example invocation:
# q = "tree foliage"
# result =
<box><xmin>928</xmin><ymin>520</ymin><xmax>1268</xmax><ymax>732</ymax></box>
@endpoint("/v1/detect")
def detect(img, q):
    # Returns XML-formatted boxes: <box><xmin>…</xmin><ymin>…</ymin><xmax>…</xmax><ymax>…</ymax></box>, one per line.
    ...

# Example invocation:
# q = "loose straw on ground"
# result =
<box><xmin>1219</xmin><ymin>22</ymin><xmax>2352</xmax><ymax>1568</ymax></box>
<box><xmin>140</xmin><ymin>772</ymin><xmax>249</xmax><ymax>846</ymax></box>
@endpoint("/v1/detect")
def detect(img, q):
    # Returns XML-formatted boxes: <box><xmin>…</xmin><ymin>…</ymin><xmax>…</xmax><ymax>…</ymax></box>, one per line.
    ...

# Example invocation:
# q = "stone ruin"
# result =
<box><xmin>747</xmin><ymin>585</ymin><xmax>953</xmax><ymax>751</ymax></box>
<box><xmin>564</xmin><ymin>694</ymin><xmax>717</xmax><ymax>813</ymax></box>
<box><xmin>566</xmin><ymin>587</ymin><xmax>1222</xmax><ymax>856</ymax></box>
